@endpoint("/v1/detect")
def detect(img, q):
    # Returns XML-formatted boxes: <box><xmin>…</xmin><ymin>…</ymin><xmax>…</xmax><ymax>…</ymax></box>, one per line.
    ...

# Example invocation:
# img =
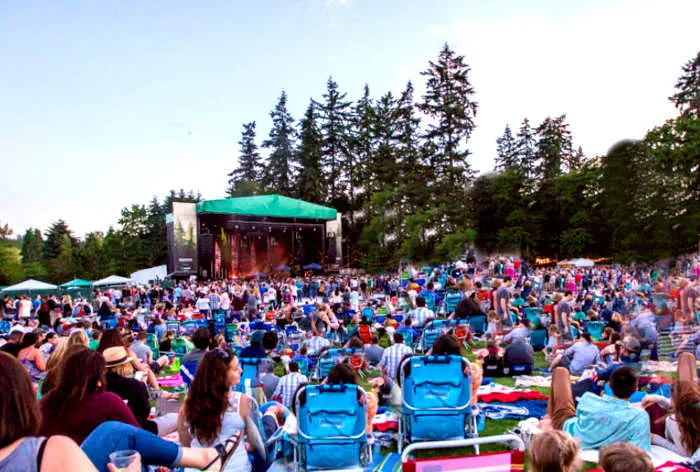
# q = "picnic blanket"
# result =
<box><xmin>477</xmin><ymin>400</ymin><xmax>548</xmax><ymax>420</ymax></box>
<box><xmin>514</xmin><ymin>375</ymin><xmax>552</xmax><ymax>388</ymax></box>
<box><xmin>157</xmin><ymin>374</ymin><xmax>184</xmax><ymax>388</ymax></box>
<box><xmin>372</xmin><ymin>408</ymin><xmax>400</xmax><ymax>432</ymax></box>
<box><xmin>642</xmin><ymin>361</ymin><xmax>677</xmax><ymax>373</ymax></box>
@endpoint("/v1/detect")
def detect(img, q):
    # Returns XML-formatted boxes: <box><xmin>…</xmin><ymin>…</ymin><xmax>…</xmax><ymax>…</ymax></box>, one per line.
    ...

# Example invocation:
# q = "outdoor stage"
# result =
<box><xmin>166</xmin><ymin>195</ymin><xmax>342</xmax><ymax>279</ymax></box>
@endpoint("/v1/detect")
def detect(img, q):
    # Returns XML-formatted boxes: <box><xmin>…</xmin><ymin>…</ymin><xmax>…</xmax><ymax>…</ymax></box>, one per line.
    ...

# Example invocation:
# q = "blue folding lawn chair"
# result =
<box><xmin>315</xmin><ymin>348</ymin><xmax>345</xmax><ymax>380</ymax></box>
<box><xmin>398</xmin><ymin>355</ymin><xmax>476</xmax><ymax>453</ymax></box>
<box><xmin>166</xmin><ymin>320</ymin><xmax>181</xmax><ymax>336</ymax></box>
<box><xmin>235</xmin><ymin>357</ymin><xmax>268</xmax><ymax>396</ymax></box>
<box><xmin>583</xmin><ymin>321</ymin><xmax>605</xmax><ymax>341</ymax></box>
<box><xmin>444</xmin><ymin>291</ymin><xmax>463</xmax><ymax>315</ymax></box>
<box><xmin>293</xmin><ymin>383</ymin><xmax>370</xmax><ymax>471</ymax></box>
<box><xmin>420</xmin><ymin>319</ymin><xmax>447</xmax><ymax>352</ymax></box>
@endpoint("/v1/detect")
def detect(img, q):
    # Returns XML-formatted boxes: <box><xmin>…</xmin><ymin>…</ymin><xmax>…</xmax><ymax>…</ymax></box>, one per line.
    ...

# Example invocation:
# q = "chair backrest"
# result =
<box><xmin>214</xmin><ymin>312</ymin><xmax>226</xmax><ymax>323</ymax></box>
<box><xmin>295</xmin><ymin>383</ymin><xmax>366</xmax><ymax>439</ymax></box>
<box><xmin>316</xmin><ymin>348</ymin><xmax>344</xmax><ymax>379</ymax></box>
<box><xmin>166</xmin><ymin>321</ymin><xmax>180</xmax><ymax>335</ymax></box>
<box><xmin>0</xmin><ymin>320</ymin><xmax>10</xmax><ymax>334</ymax></box>
<box><xmin>361</xmin><ymin>307</ymin><xmax>374</xmax><ymax>319</ymax></box>
<box><xmin>529</xmin><ymin>329</ymin><xmax>548</xmax><ymax>350</ymax></box>
<box><xmin>583</xmin><ymin>321</ymin><xmax>605</xmax><ymax>341</ymax></box>
<box><xmin>291</xmin><ymin>355</ymin><xmax>310</xmax><ymax>376</ymax></box>
<box><xmin>235</xmin><ymin>357</ymin><xmax>266</xmax><ymax>393</ymax></box>
<box><xmin>401</xmin><ymin>355</ymin><xmax>471</xmax><ymax>410</ymax></box>
<box><xmin>467</xmin><ymin>315</ymin><xmax>486</xmax><ymax>336</ymax></box>
<box><xmin>172</xmin><ymin>337</ymin><xmax>191</xmax><ymax>356</ymax></box>
<box><xmin>445</xmin><ymin>292</ymin><xmax>463</xmax><ymax>313</ymax></box>
<box><xmin>358</xmin><ymin>324</ymin><xmax>372</xmax><ymax>344</ymax></box>
<box><xmin>397</xmin><ymin>327</ymin><xmax>414</xmax><ymax>347</ymax></box>
<box><xmin>182</xmin><ymin>320</ymin><xmax>198</xmax><ymax>335</ymax></box>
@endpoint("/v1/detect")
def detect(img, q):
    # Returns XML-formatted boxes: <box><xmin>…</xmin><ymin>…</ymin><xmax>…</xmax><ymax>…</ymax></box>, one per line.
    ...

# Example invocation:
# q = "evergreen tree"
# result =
<box><xmin>21</xmin><ymin>228</ymin><xmax>44</xmax><ymax>263</ymax></box>
<box><xmin>419</xmin><ymin>43</ymin><xmax>478</xmax><ymax>230</ymax></box>
<box><xmin>516</xmin><ymin>118</ymin><xmax>538</xmax><ymax>179</ymax></box>
<box><xmin>43</xmin><ymin>220</ymin><xmax>76</xmax><ymax>260</ymax></box>
<box><xmin>369</xmin><ymin>92</ymin><xmax>399</xmax><ymax>195</ymax></box>
<box><xmin>495</xmin><ymin>125</ymin><xmax>519</xmax><ymax>171</ymax></box>
<box><xmin>535</xmin><ymin>115</ymin><xmax>572</xmax><ymax>180</ymax></box>
<box><xmin>565</xmin><ymin>146</ymin><xmax>586</xmax><ymax>173</ymax></box>
<box><xmin>314</xmin><ymin>77</ymin><xmax>353</xmax><ymax>208</ymax></box>
<box><xmin>228</xmin><ymin>122</ymin><xmax>262</xmax><ymax>196</ymax></box>
<box><xmin>262</xmin><ymin>91</ymin><xmax>297</xmax><ymax>195</ymax></box>
<box><xmin>669</xmin><ymin>51</ymin><xmax>700</xmax><ymax>118</ymax></box>
<box><xmin>295</xmin><ymin>101</ymin><xmax>325</xmax><ymax>204</ymax></box>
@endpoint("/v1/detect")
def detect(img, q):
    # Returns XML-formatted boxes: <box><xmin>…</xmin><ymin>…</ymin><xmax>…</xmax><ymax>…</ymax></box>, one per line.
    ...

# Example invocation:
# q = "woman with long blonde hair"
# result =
<box><xmin>40</xmin><ymin>337</ymin><xmax>70</xmax><ymax>396</ymax></box>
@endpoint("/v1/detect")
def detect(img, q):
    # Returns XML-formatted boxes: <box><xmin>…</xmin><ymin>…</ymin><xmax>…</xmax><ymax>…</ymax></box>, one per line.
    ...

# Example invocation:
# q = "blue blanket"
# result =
<box><xmin>478</xmin><ymin>400</ymin><xmax>548</xmax><ymax>420</ymax></box>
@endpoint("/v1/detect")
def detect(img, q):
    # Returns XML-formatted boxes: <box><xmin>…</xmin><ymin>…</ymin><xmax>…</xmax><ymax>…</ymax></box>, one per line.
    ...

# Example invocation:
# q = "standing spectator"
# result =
<box><xmin>496</xmin><ymin>277</ymin><xmax>513</xmax><ymax>327</ymax></box>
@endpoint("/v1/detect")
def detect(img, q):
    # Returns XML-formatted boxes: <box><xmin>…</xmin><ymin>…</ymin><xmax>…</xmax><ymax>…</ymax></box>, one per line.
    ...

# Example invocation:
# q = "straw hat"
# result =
<box><xmin>103</xmin><ymin>346</ymin><xmax>132</xmax><ymax>368</ymax></box>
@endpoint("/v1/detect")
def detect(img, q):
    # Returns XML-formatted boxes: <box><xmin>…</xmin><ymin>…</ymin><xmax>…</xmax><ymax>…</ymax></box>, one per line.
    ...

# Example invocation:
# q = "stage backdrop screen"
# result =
<box><xmin>169</xmin><ymin>202</ymin><xmax>198</xmax><ymax>274</ymax></box>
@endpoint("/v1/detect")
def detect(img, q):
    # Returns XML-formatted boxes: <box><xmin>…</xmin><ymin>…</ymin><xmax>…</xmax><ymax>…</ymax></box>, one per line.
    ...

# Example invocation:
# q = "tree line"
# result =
<box><xmin>1</xmin><ymin>45</ymin><xmax>697</xmax><ymax>284</ymax></box>
<box><xmin>227</xmin><ymin>45</ymin><xmax>700</xmax><ymax>267</ymax></box>
<box><xmin>0</xmin><ymin>190</ymin><xmax>201</xmax><ymax>285</ymax></box>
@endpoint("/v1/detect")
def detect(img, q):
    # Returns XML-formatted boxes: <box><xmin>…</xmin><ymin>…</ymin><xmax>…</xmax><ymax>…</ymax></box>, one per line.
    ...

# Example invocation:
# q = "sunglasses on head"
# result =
<box><xmin>215</xmin><ymin>348</ymin><xmax>231</xmax><ymax>360</ymax></box>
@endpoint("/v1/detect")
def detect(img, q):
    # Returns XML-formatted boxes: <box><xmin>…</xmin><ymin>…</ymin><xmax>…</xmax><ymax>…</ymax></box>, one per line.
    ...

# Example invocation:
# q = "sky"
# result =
<box><xmin>1</xmin><ymin>0</ymin><xmax>698</xmax><ymax>238</ymax></box>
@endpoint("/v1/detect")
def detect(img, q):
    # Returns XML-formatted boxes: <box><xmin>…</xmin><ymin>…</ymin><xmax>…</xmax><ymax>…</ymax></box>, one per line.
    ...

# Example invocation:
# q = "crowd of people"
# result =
<box><xmin>1</xmin><ymin>254</ymin><xmax>699</xmax><ymax>471</ymax></box>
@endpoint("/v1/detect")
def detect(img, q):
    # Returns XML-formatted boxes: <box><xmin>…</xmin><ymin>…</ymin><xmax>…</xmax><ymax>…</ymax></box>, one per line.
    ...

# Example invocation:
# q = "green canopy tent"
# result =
<box><xmin>59</xmin><ymin>279</ymin><xmax>93</xmax><ymax>288</ymax></box>
<box><xmin>59</xmin><ymin>279</ymin><xmax>94</xmax><ymax>299</ymax></box>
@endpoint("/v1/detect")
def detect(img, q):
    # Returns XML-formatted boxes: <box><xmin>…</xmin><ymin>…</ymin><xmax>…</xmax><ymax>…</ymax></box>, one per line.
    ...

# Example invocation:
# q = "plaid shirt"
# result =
<box><xmin>304</xmin><ymin>336</ymin><xmax>330</xmax><ymax>355</ymax></box>
<box><xmin>380</xmin><ymin>343</ymin><xmax>413</xmax><ymax>380</ymax></box>
<box><xmin>273</xmin><ymin>372</ymin><xmax>308</xmax><ymax>407</ymax></box>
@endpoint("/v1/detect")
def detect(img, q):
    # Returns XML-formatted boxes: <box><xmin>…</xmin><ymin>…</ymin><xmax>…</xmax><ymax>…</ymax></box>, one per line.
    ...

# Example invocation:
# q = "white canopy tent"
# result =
<box><xmin>130</xmin><ymin>265</ymin><xmax>167</xmax><ymax>285</ymax></box>
<box><xmin>93</xmin><ymin>275</ymin><xmax>133</xmax><ymax>287</ymax></box>
<box><xmin>570</xmin><ymin>258</ymin><xmax>595</xmax><ymax>268</ymax></box>
<box><xmin>1</xmin><ymin>279</ymin><xmax>58</xmax><ymax>293</ymax></box>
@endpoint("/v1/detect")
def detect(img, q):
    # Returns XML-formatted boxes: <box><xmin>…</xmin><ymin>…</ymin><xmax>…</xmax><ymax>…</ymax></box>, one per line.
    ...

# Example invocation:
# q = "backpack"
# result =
<box><xmin>482</xmin><ymin>354</ymin><xmax>505</xmax><ymax>377</ymax></box>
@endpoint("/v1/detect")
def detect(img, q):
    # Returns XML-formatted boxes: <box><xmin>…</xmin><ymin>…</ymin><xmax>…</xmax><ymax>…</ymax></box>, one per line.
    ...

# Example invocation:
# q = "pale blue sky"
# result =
<box><xmin>1</xmin><ymin>0</ymin><xmax>698</xmax><ymax>237</ymax></box>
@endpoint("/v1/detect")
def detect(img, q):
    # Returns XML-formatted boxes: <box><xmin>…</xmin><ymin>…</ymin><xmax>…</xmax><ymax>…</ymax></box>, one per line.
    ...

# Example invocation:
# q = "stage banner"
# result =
<box><xmin>171</xmin><ymin>202</ymin><xmax>198</xmax><ymax>274</ymax></box>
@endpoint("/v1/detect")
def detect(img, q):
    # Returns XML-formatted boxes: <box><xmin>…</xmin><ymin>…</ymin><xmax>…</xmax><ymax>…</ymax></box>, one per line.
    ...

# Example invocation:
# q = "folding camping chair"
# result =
<box><xmin>293</xmin><ymin>383</ymin><xmax>371</xmax><ymax>472</ymax></box>
<box><xmin>235</xmin><ymin>357</ymin><xmax>268</xmax><ymax>399</ymax></box>
<box><xmin>315</xmin><ymin>348</ymin><xmax>345</xmax><ymax>380</ymax></box>
<box><xmin>467</xmin><ymin>315</ymin><xmax>487</xmax><ymax>337</ymax></box>
<box><xmin>166</xmin><ymin>320</ymin><xmax>181</xmax><ymax>336</ymax></box>
<box><xmin>397</xmin><ymin>326</ymin><xmax>415</xmax><ymax>349</ymax></box>
<box><xmin>444</xmin><ymin>291</ymin><xmax>463</xmax><ymax>315</ymax></box>
<box><xmin>583</xmin><ymin>321</ymin><xmax>605</xmax><ymax>341</ymax></box>
<box><xmin>182</xmin><ymin>320</ymin><xmax>198</xmax><ymax>336</ymax></box>
<box><xmin>146</xmin><ymin>333</ymin><xmax>160</xmax><ymax>358</ymax></box>
<box><xmin>0</xmin><ymin>320</ymin><xmax>10</xmax><ymax>335</ymax></box>
<box><xmin>398</xmin><ymin>355</ymin><xmax>476</xmax><ymax>453</ymax></box>
<box><xmin>420</xmin><ymin>319</ymin><xmax>447</xmax><ymax>352</ymax></box>
<box><xmin>401</xmin><ymin>434</ymin><xmax>525</xmax><ymax>472</ymax></box>
<box><xmin>171</xmin><ymin>337</ymin><xmax>192</xmax><ymax>359</ymax></box>
<box><xmin>180</xmin><ymin>362</ymin><xmax>198</xmax><ymax>389</ymax></box>
<box><xmin>213</xmin><ymin>312</ymin><xmax>226</xmax><ymax>335</ymax></box>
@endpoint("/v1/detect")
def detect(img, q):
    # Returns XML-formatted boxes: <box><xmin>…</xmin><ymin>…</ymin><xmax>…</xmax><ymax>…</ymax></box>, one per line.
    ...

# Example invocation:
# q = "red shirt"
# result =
<box><xmin>39</xmin><ymin>390</ymin><xmax>140</xmax><ymax>444</ymax></box>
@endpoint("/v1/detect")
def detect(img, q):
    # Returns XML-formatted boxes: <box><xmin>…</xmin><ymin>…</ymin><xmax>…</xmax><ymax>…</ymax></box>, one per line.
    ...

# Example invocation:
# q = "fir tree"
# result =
<box><xmin>516</xmin><ymin>118</ymin><xmax>538</xmax><ymax>179</ymax></box>
<box><xmin>262</xmin><ymin>91</ymin><xmax>297</xmax><ymax>196</ymax></box>
<box><xmin>43</xmin><ymin>220</ymin><xmax>76</xmax><ymax>260</ymax></box>
<box><xmin>21</xmin><ymin>228</ymin><xmax>44</xmax><ymax>263</ymax></box>
<box><xmin>228</xmin><ymin>122</ymin><xmax>262</xmax><ymax>196</ymax></box>
<box><xmin>669</xmin><ymin>51</ymin><xmax>700</xmax><ymax>118</ymax></box>
<box><xmin>295</xmin><ymin>101</ymin><xmax>325</xmax><ymax>204</ymax></box>
<box><xmin>495</xmin><ymin>125</ymin><xmax>519</xmax><ymax>171</ymax></box>
<box><xmin>314</xmin><ymin>77</ymin><xmax>353</xmax><ymax>207</ymax></box>
<box><xmin>535</xmin><ymin>115</ymin><xmax>572</xmax><ymax>180</ymax></box>
<box><xmin>419</xmin><ymin>43</ymin><xmax>478</xmax><ymax>230</ymax></box>
<box><xmin>419</xmin><ymin>44</ymin><xmax>478</xmax><ymax>185</ymax></box>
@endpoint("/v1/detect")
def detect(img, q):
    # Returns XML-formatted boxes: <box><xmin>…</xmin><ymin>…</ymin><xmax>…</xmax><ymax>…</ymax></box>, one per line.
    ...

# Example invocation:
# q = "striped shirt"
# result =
<box><xmin>380</xmin><ymin>343</ymin><xmax>413</xmax><ymax>380</ymax></box>
<box><xmin>411</xmin><ymin>307</ymin><xmax>435</xmax><ymax>327</ymax></box>
<box><xmin>304</xmin><ymin>336</ymin><xmax>330</xmax><ymax>356</ymax></box>
<box><xmin>273</xmin><ymin>372</ymin><xmax>308</xmax><ymax>407</ymax></box>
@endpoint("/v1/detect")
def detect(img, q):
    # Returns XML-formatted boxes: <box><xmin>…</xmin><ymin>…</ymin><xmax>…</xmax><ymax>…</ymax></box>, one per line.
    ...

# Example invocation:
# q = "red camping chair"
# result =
<box><xmin>401</xmin><ymin>434</ymin><xmax>525</xmax><ymax>472</ymax></box>
<box><xmin>358</xmin><ymin>324</ymin><xmax>372</xmax><ymax>345</ymax></box>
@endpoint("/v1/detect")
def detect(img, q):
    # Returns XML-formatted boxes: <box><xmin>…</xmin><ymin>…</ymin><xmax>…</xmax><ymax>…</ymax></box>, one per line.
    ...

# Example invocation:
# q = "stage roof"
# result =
<box><xmin>196</xmin><ymin>194</ymin><xmax>337</xmax><ymax>220</ymax></box>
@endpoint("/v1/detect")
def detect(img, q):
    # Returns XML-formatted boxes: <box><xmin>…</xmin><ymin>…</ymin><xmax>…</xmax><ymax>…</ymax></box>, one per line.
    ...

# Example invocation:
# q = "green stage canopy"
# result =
<box><xmin>59</xmin><ymin>278</ymin><xmax>93</xmax><ymax>288</ymax></box>
<box><xmin>197</xmin><ymin>194</ymin><xmax>337</xmax><ymax>220</ymax></box>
